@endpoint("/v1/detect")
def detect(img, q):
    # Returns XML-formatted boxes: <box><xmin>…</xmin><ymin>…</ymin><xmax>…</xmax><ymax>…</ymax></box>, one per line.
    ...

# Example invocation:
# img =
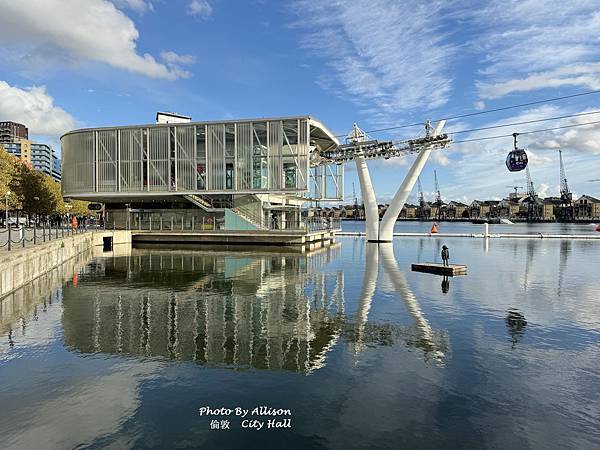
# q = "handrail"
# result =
<box><xmin>0</xmin><ymin>222</ymin><xmax>99</xmax><ymax>252</ymax></box>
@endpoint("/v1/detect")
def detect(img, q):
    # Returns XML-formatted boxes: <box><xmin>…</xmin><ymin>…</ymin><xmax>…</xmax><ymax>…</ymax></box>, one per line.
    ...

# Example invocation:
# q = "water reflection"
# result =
<box><xmin>441</xmin><ymin>276</ymin><xmax>450</xmax><ymax>294</ymax></box>
<box><xmin>2</xmin><ymin>237</ymin><xmax>599</xmax><ymax>448</ymax></box>
<box><xmin>0</xmin><ymin>250</ymin><xmax>92</xmax><ymax>352</ymax></box>
<box><xmin>506</xmin><ymin>309</ymin><xmax>528</xmax><ymax>348</ymax></box>
<box><xmin>350</xmin><ymin>242</ymin><xmax>446</xmax><ymax>363</ymax></box>
<box><xmin>379</xmin><ymin>243</ymin><xmax>446</xmax><ymax>363</ymax></box>
<box><xmin>558</xmin><ymin>239</ymin><xmax>571</xmax><ymax>296</ymax></box>
<box><xmin>59</xmin><ymin>242</ymin><xmax>447</xmax><ymax>373</ymax></box>
<box><xmin>63</xmin><ymin>247</ymin><xmax>345</xmax><ymax>374</ymax></box>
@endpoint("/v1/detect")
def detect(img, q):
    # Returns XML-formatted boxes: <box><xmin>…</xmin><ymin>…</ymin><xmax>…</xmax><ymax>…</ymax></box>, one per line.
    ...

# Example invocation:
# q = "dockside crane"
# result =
<box><xmin>433</xmin><ymin>170</ymin><xmax>443</xmax><ymax>219</ymax></box>
<box><xmin>558</xmin><ymin>149</ymin><xmax>573</xmax><ymax>221</ymax></box>
<box><xmin>506</xmin><ymin>185</ymin><xmax>524</xmax><ymax>197</ymax></box>
<box><xmin>525</xmin><ymin>166</ymin><xmax>541</xmax><ymax>221</ymax></box>
<box><xmin>434</xmin><ymin>170</ymin><xmax>442</xmax><ymax>205</ymax></box>
<box><xmin>417</xmin><ymin>176</ymin><xmax>426</xmax><ymax>219</ymax></box>
<box><xmin>352</xmin><ymin>182</ymin><xmax>361</xmax><ymax>219</ymax></box>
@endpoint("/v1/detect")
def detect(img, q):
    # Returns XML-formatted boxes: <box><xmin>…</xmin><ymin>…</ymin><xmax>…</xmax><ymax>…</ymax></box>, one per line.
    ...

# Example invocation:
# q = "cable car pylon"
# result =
<box><xmin>351</xmin><ymin>120</ymin><xmax>449</xmax><ymax>242</ymax></box>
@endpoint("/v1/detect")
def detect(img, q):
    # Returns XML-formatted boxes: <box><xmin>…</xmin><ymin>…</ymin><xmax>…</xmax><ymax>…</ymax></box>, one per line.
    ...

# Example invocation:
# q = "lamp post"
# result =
<box><xmin>5</xmin><ymin>190</ymin><xmax>10</xmax><ymax>229</ymax></box>
<box><xmin>33</xmin><ymin>196</ymin><xmax>40</xmax><ymax>225</ymax></box>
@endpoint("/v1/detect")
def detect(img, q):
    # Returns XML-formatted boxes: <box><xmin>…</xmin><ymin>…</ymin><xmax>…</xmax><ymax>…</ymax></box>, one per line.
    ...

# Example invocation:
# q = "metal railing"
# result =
<box><xmin>129</xmin><ymin>214</ymin><xmax>221</xmax><ymax>232</ymax></box>
<box><xmin>125</xmin><ymin>213</ymin><xmax>340</xmax><ymax>233</ymax></box>
<box><xmin>0</xmin><ymin>222</ymin><xmax>97</xmax><ymax>252</ymax></box>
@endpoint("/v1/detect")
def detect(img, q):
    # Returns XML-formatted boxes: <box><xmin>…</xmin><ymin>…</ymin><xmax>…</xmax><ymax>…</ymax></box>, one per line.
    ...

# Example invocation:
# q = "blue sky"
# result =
<box><xmin>0</xmin><ymin>0</ymin><xmax>599</xmax><ymax>202</ymax></box>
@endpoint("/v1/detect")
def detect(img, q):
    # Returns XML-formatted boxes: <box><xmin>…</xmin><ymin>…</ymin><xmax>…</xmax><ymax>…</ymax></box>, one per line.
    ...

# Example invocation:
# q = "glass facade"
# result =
<box><xmin>2</xmin><ymin>141</ymin><xmax>61</xmax><ymax>182</ymax></box>
<box><xmin>61</xmin><ymin>117</ymin><xmax>343</xmax><ymax>201</ymax></box>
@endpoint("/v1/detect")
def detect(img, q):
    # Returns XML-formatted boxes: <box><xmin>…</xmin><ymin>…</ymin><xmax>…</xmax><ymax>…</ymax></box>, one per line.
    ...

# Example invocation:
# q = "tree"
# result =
<box><xmin>0</xmin><ymin>146</ymin><xmax>22</xmax><ymax>211</ymax></box>
<box><xmin>67</xmin><ymin>199</ymin><xmax>91</xmax><ymax>216</ymax></box>
<box><xmin>10</xmin><ymin>163</ymin><xmax>66</xmax><ymax>215</ymax></box>
<box><xmin>1</xmin><ymin>144</ymin><xmax>91</xmax><ymax>217</ymax></box>
<box><xmin>44</xmin><ymin>177</ymin><xmax>66</xmax><ymax>215</ymax></box>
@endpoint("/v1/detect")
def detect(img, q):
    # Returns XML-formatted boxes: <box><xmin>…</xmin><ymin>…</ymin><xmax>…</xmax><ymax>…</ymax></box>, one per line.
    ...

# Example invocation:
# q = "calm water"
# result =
<box><xmin>1</xmin><ymin>237</ymin><xmax>599</xmax><ymax>449</ymax></box>
<box><xmin>341</xmin><ymin>219</ymin><xmax>599</xmax><ymax>235</ymax></box>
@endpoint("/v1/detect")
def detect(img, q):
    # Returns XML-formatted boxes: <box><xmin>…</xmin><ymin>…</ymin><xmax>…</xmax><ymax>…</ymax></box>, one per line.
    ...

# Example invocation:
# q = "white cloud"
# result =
<box><xmin>291</xmin><ymin>0</ymin><xmax>457</xmax><ymax>125</ymax></box>
<box><xmin>471</xmin><ymin>0</ymin><xmax>600</xmax><ymax>98</ymax></box>
<box><xmin>160</xmin><ymin>51</ymin><xmax>197</xmax><ymax>66</ymax></box>
<box><xmin>431</xmin><ymin>151</ymin><xmax>450</xmax><ymax>166</ymax></box>
<box><xmin>0</xmin><ymin>0</ymin><xmax>188</xmax><ymax>80</ymax></box>
<box><xmin>112</xmin><ymin>0</ymin><xmax>153</xmax><ymax>13</ymax></box>
<box><xmin>188</xmin><ymin>0</ymin><xmax>213</xmax><ymax>18</ymax></box>
<box><xmin>158</xmin><ymin>51</ymin><xmax>196</xmax><ymax>79</ymax></box>
<box><xmin>479</xmin><ymin>63</ymin><xmax>600</xmax><ymax>99</ymax></box>
<box><xmin>0</xmin><ymin>81</ymin><xmax>75</xmax><ymax>139</ymax></box>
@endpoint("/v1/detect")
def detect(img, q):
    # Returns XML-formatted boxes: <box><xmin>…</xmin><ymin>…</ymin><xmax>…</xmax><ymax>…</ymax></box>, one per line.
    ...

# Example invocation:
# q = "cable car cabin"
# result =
<box><xmin>506</xmin><ymin>149</ymin><xmax>528</xmax><ymax>172</ymax></box>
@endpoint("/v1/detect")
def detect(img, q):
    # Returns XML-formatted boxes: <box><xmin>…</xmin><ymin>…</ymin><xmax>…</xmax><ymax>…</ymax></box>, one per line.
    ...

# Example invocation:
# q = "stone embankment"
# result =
<box><xmin>0</xmin><ymin>230</ymin><xmax>131</xmax><ymax>298</ymax></box>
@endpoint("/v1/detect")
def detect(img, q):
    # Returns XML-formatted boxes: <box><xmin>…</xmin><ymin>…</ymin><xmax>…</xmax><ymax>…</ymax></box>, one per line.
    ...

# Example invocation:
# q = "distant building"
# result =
<box><xmin>52</xmin><ymin>154</ymin><xmax>62</xmax><ymax>182</ymax></box>
<box><xmin>446</xmin><ymin>201</ymin><xmax>467</xmax><ymax>219</ymax></box>
<box><xmin>400</xmin><ymin>203</ymin><xmax>418</xmax><ymax>218</ymax></box>
<box><xmin>574</xmin><ymin>195</ymin><xmax>600</xmax><ymax>219</ymax></box>
<box><xmin>0</xmin><ymin>121</ymin><xmax>28</xmax><ymax>142</ymax></box>
<box><xmin>2</xmin><ymin>140</ymin><xmax>61</xmax><ymax>182</ymax></box>
<box><xmin>155</xmin><ymin>112</ymin><xmax>192</xmax><ymax>124</ymax></box>
<box><xmin>497</xmin><ymin>198</ymin><xmax>520</xmax><ymax>218</ymax></box>
<box><xmin>469</xmin><ymin>200</ymin><xmax>484</xmax><ymax>219</ymax></box>
<box><xmin>542</xmin><ymin>197</ymin><xmax>561</xmax><ymax>221</ymax></box>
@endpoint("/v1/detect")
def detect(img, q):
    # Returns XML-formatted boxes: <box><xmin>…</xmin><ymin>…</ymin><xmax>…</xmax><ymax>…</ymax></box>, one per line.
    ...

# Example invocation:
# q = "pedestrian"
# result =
<box><xmin>441</xmin><ymin>245</ymin><xmax>450</xmax><ymax>266</ymax></box>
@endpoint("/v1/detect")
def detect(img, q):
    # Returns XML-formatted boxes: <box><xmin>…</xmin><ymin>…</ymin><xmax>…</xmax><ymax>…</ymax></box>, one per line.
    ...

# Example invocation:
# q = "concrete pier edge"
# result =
<box><xmin>337</xmin><ymin>231</ymin><xmax>600</xmax><ymax>240</ymax></box>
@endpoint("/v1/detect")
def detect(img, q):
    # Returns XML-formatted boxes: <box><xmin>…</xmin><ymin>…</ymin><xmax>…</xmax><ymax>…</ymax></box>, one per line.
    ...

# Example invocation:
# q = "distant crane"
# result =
<box><xmin>525</xmin><ymin>166</ymin><xmax>540</xmax><ymax>221</ymax></box>
<box><xmin>352</xmin><ymin>182</ymin><xmax>360</xmax><ymax>219</ymax></box>
<box><xmin>417</xmin><ymin>176</ymin><xmax>426</xmax><ymax>219</ymax></box>
<box><xmin>433</xmin><ymin>170</ymin><xmax>443</xmax><ymax>219</ymax></box>
<box><xmin>417</xmin><ymin>176</ymin><xmax>425</xmax><ymax>207</ymax></box>
<box><xmin>506</xmin><ymin>185</ymin><xmax>524</xmax><ymax>199</ymax></box>
<box><xmin>558</xmin><ymin>149</ymin><xmax>573</xmax><ymax>222</ymax></box>
<box><xmin>526</xmin><ymin>166</ymin><xmax>535</xmax><ymax>197</ymax></box>
<box><xmin>434</xmin><ymin>170</ymin><xmax>442</xmax><ymax>205</ymax></box>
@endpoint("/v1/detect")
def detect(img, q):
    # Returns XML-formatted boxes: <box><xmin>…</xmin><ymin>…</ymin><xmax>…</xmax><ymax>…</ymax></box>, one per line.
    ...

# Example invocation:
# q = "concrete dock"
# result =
<box><xmin>338</xmin><ymin>232</ymin><xmax>600</xmax><ymax>240</ymax></box>
<box><xmin>131</xmin><ymin>229</ymin><xmax>337</xmax><ymax>246</ymax></box>
<box><xmin>411</xmin><ymin>263</ymin><xmax>467</xmax><ymax>276</ymax></box>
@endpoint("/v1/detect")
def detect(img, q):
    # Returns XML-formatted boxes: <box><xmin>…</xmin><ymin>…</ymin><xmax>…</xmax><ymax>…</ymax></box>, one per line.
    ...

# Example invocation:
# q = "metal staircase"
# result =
<box><xmin>182</xmin><ymin>194</ymin><xmax>220</xmax><ymax>212</ymax></box>
<box><xmin>231</xmin><ymin>194</ymin><xmax>267</xmax><ymax>230</ymax></box>
<box><xmin>183</xmin><ymin>193</ymin><xmax>268</xmax><ymax>230</ymax></box>
<box><xmin>231</xmin><ymin>206</ymin><xmax>267</xmax><ymax>230</ymax></box>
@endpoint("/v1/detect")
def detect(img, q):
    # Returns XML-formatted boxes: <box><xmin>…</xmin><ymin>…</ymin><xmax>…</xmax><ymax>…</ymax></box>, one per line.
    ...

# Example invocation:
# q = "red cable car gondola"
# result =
<box><xmin>506</xmin><ymin>132</ymin><xmax>528</xmax><ymax>172</ymax></box>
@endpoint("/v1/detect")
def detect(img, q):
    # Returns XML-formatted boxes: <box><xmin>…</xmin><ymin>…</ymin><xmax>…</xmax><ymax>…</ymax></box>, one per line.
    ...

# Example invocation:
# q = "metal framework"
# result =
<box><xmin>61</xmin><ymin>116</ymin><xmax>343</xmax><ymax>201</ymax></box>
<box><xmin>349</xmin><ymin>121</ymin><xmax>451</xmax><ymax>242</ymax></box>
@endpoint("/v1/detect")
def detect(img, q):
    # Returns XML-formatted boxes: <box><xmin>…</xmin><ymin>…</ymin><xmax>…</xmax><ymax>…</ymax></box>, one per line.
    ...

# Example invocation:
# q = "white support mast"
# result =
<box><xmin>379</xmin><ymin>120</ymin><xmax>446</xmax><ymax>241</ymax></box>
<box><xmin>321</xmin><ymin>120</ymin><xmax>450</xmax><ymax>242</ymax></box>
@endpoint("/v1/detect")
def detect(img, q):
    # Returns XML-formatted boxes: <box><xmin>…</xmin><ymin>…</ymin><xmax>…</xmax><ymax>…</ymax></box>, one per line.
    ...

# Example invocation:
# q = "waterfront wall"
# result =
<box><xmin>0</xmin><ymin>230</ymin><xmax>132</xmax><ymax>298</ymax></box>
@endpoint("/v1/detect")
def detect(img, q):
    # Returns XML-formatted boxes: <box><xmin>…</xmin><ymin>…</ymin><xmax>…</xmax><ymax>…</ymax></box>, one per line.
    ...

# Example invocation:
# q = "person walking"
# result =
<box><xmin>441</xmin><ymin>245</ymin><xmax>450</xmax><ymax>266</ymax></box>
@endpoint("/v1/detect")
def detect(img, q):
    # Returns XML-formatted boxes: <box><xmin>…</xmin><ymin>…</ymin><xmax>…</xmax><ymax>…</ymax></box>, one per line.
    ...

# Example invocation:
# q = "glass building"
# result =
<box><xmin>3</xmin><ymin>140</ymin><xmax>61</xmax><ymax>182</ymax></box>
<box><xmin>61</xmin><ymin>116</ymin><xmax>343</xmax><ymax>230</ymax></box>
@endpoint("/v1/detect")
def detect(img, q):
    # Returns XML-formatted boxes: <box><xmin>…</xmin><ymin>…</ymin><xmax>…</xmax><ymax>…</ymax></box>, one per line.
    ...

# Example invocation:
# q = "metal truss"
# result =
<box><xmin>314</xmin><ymin>133</ymin><xmax>452</xmax><ymax>167</ymax></box>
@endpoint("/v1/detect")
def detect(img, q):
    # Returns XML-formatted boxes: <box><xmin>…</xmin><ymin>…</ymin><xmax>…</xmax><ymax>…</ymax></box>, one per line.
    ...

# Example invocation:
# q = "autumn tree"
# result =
<box><xmin>0</xmin><ymin>146</ymin><xmax>22</xmax><ymax>211</ymax></box>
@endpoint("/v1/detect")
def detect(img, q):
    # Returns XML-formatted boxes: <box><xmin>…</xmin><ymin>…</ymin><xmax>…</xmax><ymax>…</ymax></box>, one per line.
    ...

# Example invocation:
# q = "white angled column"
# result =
<box><xmin>379</xmin><ymin>120</ymin><xmax>446</xmax><ymax>242</ymax></box>
<box><xmin>355</xmin><ymin>154</ymin><xmax>380</xmax><ymax>241</ymax></box>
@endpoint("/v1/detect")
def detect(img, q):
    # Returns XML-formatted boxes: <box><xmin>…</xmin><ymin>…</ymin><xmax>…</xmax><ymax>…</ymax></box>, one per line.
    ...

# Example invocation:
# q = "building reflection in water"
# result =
<box><xmin>63</xmin><ymin>245</ymin><xmax>345</xmax><ymax>375</ymax></box>
<box><xmin>61</xmin><ymin>242</ymin><xmax>447</xmax><ymax>373</ymax></box>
